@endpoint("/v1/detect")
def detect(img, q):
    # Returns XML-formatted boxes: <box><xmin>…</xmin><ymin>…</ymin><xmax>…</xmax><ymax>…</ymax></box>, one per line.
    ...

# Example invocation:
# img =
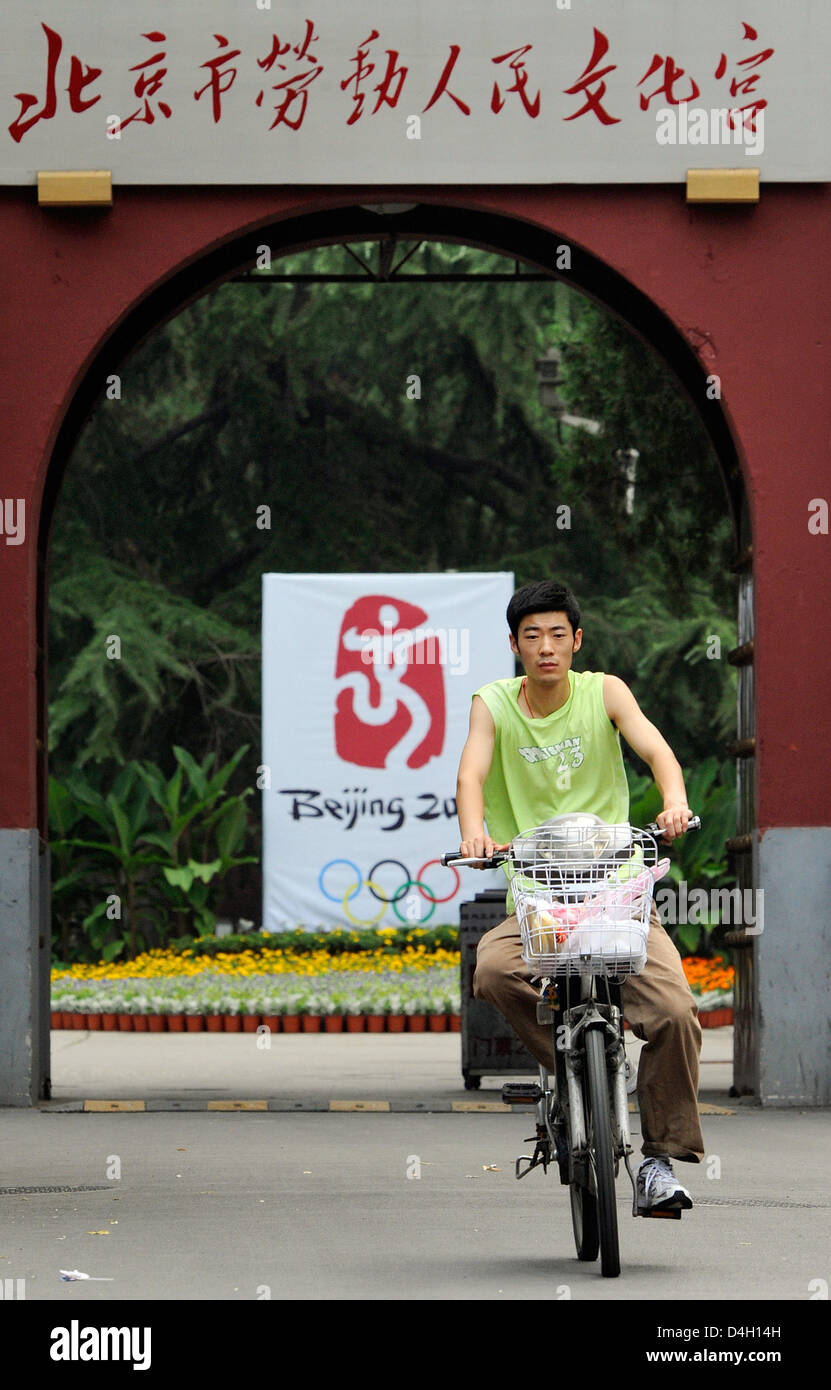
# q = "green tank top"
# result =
<box><xmin>473</xmin><ymin>670</ymin><xmax>629</xmax><ymax>910</ymax></box>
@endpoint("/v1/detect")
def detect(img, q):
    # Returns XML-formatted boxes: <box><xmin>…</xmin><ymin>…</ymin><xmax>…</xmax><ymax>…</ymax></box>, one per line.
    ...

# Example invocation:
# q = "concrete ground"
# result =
<box><xmin>1</xmin><ymin>1027</ymin><xmax>828</xmax><ymax>1306</ymax></box>
<box><xmin>42</xmin><ymin>1022</ymin><xmax>734</xmax><ymax>1106</ymax></box>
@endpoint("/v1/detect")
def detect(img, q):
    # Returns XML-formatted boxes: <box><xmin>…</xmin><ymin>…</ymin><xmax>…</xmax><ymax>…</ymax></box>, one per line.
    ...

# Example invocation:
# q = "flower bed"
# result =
<box><xmin>53</xmin><ymin>942</ymin><xmax>459</xmax><ymax>981</ymax></box>
<box><xmin>681</xmin><ymin>955</ymin><xmax>734</xmax><ymax>1025</ymax></box>
<box><xmin>50</xmin><ymin>967</ymin><xmax>460</xmax><ymax>1026</ymax></box>
<box><xmin>51</xmin><ymin>945</ymin><xmax>735</xmax><ymax>1027</ymax></box>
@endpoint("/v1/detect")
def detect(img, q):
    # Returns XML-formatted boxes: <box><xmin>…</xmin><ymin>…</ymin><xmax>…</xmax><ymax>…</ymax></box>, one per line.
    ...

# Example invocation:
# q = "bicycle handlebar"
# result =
<box><xmin>441</xmin><ymin>814</ymin><xmax>701</xmax><ymax>868</ymax></box>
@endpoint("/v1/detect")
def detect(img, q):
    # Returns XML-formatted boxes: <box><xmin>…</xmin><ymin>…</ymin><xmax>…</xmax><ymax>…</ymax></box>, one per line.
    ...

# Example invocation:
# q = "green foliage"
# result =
<box><xmin>169</xmin><ymin>924</ymin><xmax>461</xmax><ymax>958</ymax></box>
<box><xmin>51</xmin><ymin>764</ymin><xmax>166</xmax><ymax>961</ymax></box>
<box><xmin>47</xmin><ymin>241</ymin><xmax>742</xmax><ymax>932</ymax></box>
<box><xmin>627</xmin><ymin>757</ymin><xmax>737</xmax><ymax>956</ymax></box>
<box><xmin>49</xmin><ymin>747</ymin><xmax>259</xmax><ymax>961</ymax></box>
<box><xmin>138</xmin><ymin>744</ymin><xmax>258</xmax><ymax>936</ymax></box>
<box><xmin>50</xmin><ymin>242</ymin><xmax>735</xmax><ymax>782</ymax></box>
<box><xmin>49</xmin><ymin>540</ymin><xmax>258</xmax><ymax>769</ymax></box>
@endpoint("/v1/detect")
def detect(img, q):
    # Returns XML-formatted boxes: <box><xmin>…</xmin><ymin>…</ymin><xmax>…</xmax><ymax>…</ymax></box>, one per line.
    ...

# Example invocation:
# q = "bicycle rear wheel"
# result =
<box><xmin>584</xmin><ymin>1026</ymin><xmax>620</xmax><ymax>1277</ymax></box>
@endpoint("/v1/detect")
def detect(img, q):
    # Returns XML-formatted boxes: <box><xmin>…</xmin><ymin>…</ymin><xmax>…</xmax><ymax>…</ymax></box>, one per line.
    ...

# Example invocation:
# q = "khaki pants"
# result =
<box><xmin>473</xmin><ymin>901</ymin><xmax>705</xmax><ymax>1163</ymax></box>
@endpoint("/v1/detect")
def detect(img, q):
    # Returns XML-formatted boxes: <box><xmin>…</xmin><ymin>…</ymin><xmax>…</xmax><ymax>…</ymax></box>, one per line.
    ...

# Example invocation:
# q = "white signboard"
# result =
<box><xmin>1</xmin><ymin>1</ymin><xmax>829</xmax><ymax>184</ymax></box>
<box><xmin>262</xmin><ymin>572</ymin><xmax>515</xmax><ymax>929</ymax></box>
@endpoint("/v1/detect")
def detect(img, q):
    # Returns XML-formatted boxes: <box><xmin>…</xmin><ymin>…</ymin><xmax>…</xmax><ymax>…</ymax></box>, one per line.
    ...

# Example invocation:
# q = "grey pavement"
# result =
<box><xmin>42</xmin><ymin>1023</ymin><xmax>735</xmax><ymax>1105</ymax></box>
<box><xmin>2</xmin><ymin>1026</ymin><xmax>828</xmax><ymax>1302</ymax></box>
<box><xmin>1</xmin><ymin>1106</ymin><xmax>828</xmax><ymax>1302</ymax></box>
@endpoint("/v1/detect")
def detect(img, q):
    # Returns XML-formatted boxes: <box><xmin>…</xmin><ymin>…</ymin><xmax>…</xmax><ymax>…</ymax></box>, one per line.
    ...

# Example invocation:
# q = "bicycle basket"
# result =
<box><xmin>508</xmin><ymin>819</ymin><xmax>666</xmax><ymax>977</ymax></box>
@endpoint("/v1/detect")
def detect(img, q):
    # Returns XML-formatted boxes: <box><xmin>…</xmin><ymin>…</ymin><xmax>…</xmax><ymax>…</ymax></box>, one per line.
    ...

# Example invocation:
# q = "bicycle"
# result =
<box><xmin>443</xmin><ymin>812</ymin><xmax>700</xmax><ymax>1278</ymax></box>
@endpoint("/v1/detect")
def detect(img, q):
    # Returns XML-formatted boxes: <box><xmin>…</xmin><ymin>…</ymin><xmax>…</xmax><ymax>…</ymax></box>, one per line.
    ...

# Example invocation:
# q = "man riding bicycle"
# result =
<box><xmin>456</xmin><ymin>579</ymin><xmax>704</xmax><ymax>1216</ymax></box>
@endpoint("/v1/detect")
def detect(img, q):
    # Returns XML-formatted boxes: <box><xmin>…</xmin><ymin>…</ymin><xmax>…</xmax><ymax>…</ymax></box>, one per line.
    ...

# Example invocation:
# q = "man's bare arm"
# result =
<box><xmin>456</xmin><ymin>696</ymin><xmax>508</xmax><ymax>864</ymax></box>
<box><xmin>603</xmin><ymin>674</ymin><xmax>691</xmax><ymax>841</ymax></box>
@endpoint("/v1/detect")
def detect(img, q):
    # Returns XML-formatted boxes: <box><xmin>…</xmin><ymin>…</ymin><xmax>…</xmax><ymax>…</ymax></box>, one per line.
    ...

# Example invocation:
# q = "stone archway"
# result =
<box><xmin>1</xmin><ymin>186</ymin><xmax>829</xmax><ymax>1105</ymax></box>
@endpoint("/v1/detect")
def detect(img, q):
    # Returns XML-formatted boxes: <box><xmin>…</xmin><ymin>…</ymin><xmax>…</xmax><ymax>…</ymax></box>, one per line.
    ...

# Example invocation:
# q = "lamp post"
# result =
<box><xmin>614</xmin><ymin>447</ymin><xmax>640</xmax><ymax>515</ymax></box>
<box><xmin>535</xmin><ymin>346</ymin><xmax>603</xmax><ymax>438</ymax></box>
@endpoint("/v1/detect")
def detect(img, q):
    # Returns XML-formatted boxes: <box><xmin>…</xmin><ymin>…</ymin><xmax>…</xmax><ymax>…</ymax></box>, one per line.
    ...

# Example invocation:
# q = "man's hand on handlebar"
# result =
<box><xmin>655</xmin><ymin>803</ymin><xmax>693</xmax><ymax>843</ymax></box>
<box><xmin>459</xmin><ymin>835</ymin><xmax>510</xmax><ymax>866</ymax></box>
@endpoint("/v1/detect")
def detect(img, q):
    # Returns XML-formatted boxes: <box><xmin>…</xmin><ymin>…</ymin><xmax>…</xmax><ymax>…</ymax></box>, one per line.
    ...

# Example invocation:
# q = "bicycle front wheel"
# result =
<box><xmin>584</xmin><ymin>1026</ymin><xmax>620</xmax><ymax>1278</ymax></box>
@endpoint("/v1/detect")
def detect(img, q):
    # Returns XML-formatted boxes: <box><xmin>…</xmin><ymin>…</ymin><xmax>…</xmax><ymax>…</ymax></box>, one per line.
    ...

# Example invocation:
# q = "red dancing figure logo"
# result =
<box><xmin>334</xmin><ymin>595</ymin><xmax>445</xmax><ymax>769</ymax></box>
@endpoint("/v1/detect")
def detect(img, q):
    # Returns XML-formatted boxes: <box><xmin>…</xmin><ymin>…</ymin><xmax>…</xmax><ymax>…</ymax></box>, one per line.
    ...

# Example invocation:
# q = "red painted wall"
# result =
<box><xmin>1</xmin><ymin>184</ymin><xmax>829</xmax><ymax>832</ymax></box>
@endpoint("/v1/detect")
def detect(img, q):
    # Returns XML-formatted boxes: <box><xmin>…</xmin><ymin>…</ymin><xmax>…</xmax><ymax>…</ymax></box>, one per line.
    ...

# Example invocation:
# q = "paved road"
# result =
<box><xmin>1</xmin><ymin>1026</ymin><xmax>828</xmax><ymax>1305</ymax></box>
<box><xmin>1</xmin><ymin>1106</ymin><xmax>828</xmax><ymax>1302</ymax></box>
<box><xmin>44</xmin><ymin>1024</ymin><xmax>734</xmax><ymax>1104</ymax></box>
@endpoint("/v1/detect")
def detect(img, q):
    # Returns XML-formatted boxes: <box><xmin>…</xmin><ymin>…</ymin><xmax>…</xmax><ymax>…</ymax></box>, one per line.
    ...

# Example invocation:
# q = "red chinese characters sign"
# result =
<box><xmin>0</xmin><ymin>1</ymin><xmax>826</xmax><ymax>184</ymax></box>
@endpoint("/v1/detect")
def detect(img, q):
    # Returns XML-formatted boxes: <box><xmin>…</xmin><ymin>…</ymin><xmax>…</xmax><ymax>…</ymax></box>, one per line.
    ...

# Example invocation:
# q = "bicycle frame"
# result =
<box><xmin>521</xmin><ymin>972</ymin><xmax>636</xmax><ymax>1202</ymax></box>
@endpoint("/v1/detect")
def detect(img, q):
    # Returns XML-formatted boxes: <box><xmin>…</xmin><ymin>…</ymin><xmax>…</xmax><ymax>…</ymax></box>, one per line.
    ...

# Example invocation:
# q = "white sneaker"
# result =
<box><xmin>636</xmin><ymin>1155</ymin><xmax>693</xmax><ymax>1215</ymax></box>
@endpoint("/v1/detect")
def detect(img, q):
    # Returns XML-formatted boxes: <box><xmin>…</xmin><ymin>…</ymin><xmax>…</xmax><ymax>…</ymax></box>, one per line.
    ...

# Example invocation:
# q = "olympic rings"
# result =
<box><xmin>318</xmin><ymin>856</ymin><xmax>463</xmax><ymax>923</ymax></box>
<box><xmin>367</xmin><ymin>860</ymin><xmax>411</xmax><ymax>905</ymax></box>
<box><xmin>416</xmin><ymin>859</ymin><xmax>460</xmax><ymax>904</ymax></box>
<box><xmin>342</xmin><ymin>880</ymin><xmax>389</xmax><ymax>927</ymax></box>
<box><xmin>318</xmin><ymin>859</ymin><xmax>363</xmax><ymax>904</ymax></box>
<box><xmin>392</xmin><ymin>882</ymin><xmax>437</xmax><ymax>925</ymax></box>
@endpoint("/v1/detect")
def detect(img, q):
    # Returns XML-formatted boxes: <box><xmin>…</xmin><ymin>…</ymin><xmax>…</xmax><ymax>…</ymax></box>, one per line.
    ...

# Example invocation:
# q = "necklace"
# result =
<box><xmin>521</xmin><ymin>678</ymin><xmax>539</xmax><ymax>719</ymax></box>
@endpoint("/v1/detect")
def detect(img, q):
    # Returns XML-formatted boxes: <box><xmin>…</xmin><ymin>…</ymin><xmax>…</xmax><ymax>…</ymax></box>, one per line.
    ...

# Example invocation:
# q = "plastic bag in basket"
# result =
<box><xmin>522</xmin><ymin>900</ymin><xmax>581</xmax><ymax>955</ymax></box>
<box><xmin>577</xmin><ymin>858</ymin><xmax>670</xmax><ymax>923</ymax></box>
<box><xmin>560</xmin><ymin>916</ymin><xmax>649</xmax><ymax>972</ymax></box>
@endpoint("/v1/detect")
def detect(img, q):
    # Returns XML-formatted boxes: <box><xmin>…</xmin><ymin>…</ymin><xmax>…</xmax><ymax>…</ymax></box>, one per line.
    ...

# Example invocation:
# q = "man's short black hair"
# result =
<box><xmin>507</xmin><ymin>580</ymin><xmax>581</xmax><ymax>640</ymax></box>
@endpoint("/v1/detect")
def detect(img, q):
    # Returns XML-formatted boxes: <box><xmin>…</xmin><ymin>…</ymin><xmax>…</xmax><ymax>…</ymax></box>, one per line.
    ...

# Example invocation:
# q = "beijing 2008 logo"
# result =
<box><xmin>334</xmin><ymin>595</ymin><xmax>445</xmax><ymax>769</ymax></box>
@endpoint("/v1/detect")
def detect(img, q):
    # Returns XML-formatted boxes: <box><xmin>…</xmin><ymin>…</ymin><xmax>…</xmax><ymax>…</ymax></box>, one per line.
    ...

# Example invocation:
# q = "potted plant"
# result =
<box><xmin>428</xmin><ymin>1003</ymin><xmax>448</xmax><ymax>1032</ymax></box>
<box><xmin>132</xmin><ymin>991</ymin><xmax>150</xmax><ymax>1031</ymax></box>
<box><xmin>50</xmin><ymin>999</ymin><xmax>63</xmax><ymax>1029</ymax></box>
<box><xmin>386</xmin><ymin>991</ymin><xmax>406</xmax><ymax>1032</ymax></box>
<box><xmin>96</xmin><ymin>983</ymin><xmax>119</xmax><ymax>1031</ymax></box>
<box><xmin>282</xmin><ymin>989</ymin><xmax>301</xmax><ymax>1033</ymax></box>
<box><xmin>323</xmin><ymin>994</ymin><xmax>343</xmax><ymax>1033</ymax></box>
<box><xmin>300</xmin><ymin>990</ymin><xmax>321</xmax><ymax>1033</ymax></box>
<box><xmin>223</xmin><ymin>992</ymin><xmax>242</xmax><ymax>1032</ymax></box>
<box><xmin>242</xmin><ymin>1002</ymin><xmax>262</xmax><ymax>1033</ymax></box>
<box><xmin>69</xmin><ymin>989</ymin><xmax>90</xmax><ymax>1029</ymax></box>
<box><xmin>365</xmin><ymin>985</ymin><xmax>386</xmax><ymax>1033</ymax></box>
<box><xmin>405</xmin><ymin>993</ymin><xmax>426</xmax><ymax>1032</ymax></box>
<box><xmin>261</xmin><ymin>994</ymin><xmax>281</xmax><ymax>1034</ymax></box>
<box><xmin>85</xmin><ymin>999</ymin><xmax>102</xmax><ymax>1031</ymax></box>
<box><xmin>164</xmin><ymin>985</ymin><xmax>185</xmax><ymax>1031</ymax></box>
<box><xmin>184</xmin><ymin>995</ymin><xmax>204</xmax><ymax>1032</ymax></box>
<box><xmin>146</xmin><ymin>990</ymin><xmax>168</xmax><ymax>1032</ymax></box>
<box><xmin>117</xmin><ymin>988</ymin><xmax>134</xmax><ymax>1031</ymax></box>
<box><xmin>345</xmin><ymin>998</ymin><xmax>365</xmax><ymax>1033</ymax></box>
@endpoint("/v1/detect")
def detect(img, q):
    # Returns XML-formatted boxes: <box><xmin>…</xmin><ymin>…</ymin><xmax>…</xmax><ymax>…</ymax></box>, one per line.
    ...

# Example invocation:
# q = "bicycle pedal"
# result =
<box><xmin>501</xmin><ymin>1082</ymin><xmax>543</xmax><ymax>1105</ymax></box>
<box><xmin>636</xmin><ymin>1206</ymin><xmax>683</xmax><ymax>1220</ymax></box>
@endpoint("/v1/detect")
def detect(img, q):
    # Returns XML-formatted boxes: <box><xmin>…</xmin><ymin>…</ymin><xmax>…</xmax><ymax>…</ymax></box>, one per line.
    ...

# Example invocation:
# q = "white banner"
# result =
<box><xmin>262</xmin><ymin>572</ymin><xmax>515</xmax><ymax>929</ymax></box>
<box><xmin>1</xmin><ymin>1</ymin><xmax>829</xmax><ymax>184</ymax></box>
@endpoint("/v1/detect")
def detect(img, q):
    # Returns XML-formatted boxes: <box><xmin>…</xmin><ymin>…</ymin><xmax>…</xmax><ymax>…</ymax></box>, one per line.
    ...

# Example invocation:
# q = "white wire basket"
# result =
<box><xmin>508</xmin><ymin>817</ymin><xmax>668</xmax><ymax>977</ymax></box>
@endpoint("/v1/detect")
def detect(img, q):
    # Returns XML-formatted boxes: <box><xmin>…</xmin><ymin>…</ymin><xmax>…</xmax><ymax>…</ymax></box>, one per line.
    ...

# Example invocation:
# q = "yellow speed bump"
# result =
<box><xmin>451</xmin><ymin>1101</ymin><xmax>511</xmax><ymax>1112</ymax></box>
<box><xmin>329</xmin><ymin>1100</ymin><xmax>390</xmax><ymax>1111</ymax></box>
<box><xmin>206</xmin><ymin>1100</ymin><xmax>268</xmax><ymax>1111</ymax></box>
<box><xmin>84</xmin><ymin>1100</ymin><xmax>145</xmax><ymax>1112</ymax></box>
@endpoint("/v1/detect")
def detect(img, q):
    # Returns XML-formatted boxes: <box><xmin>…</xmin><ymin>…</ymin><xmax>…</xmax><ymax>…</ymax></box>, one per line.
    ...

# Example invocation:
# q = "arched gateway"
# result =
<box><xmin>1</xmin><ymin>1</ymin><xmax>829</xmax><ymax>1106</ymax></box>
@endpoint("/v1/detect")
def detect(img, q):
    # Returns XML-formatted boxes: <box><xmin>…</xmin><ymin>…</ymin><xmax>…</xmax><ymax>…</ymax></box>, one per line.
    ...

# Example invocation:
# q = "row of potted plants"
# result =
<box><xmin>51</xmin><ymin>968</ymin><xmax>460</xmax><ymax>1019</ymax></box>
<box><xmin>51</xmin><ymin>1010</ymin><xmax>461</xmax><ymax>1033</ymax></box>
